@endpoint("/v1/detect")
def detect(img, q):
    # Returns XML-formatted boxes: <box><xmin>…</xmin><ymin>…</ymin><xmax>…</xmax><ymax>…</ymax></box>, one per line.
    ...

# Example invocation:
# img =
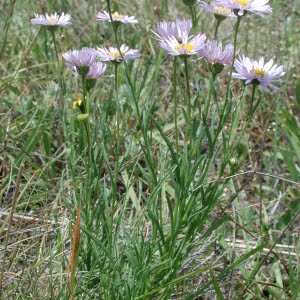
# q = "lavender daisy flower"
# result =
<box><xmin>202</xmin><ymin>40</ymin><xmax>234</xmax><ymax>65</ymax></box>
<box><xmin>159</xmin><ymin>33</ymin><xmax>206</xmax><ymax>57</ymax></box>
<box><xmin>153</xmin><ymin>19</ymin><xmax>206</xmax><ymax>57</ymax></box>
<box><xmin>96</xmin><ymin>11</ymin><xmax>138</xmax><ymax>24</ymax></box>
<box><xmin>233</xmin><ymin>55</ymin><xmax>285</xmax><ymax>91</ymax></box>
<box><xmin>62</xmin><ymin>48</ymin><xmax>97</xmax><ymax>76</ymax></box>
<box><xmin>154</xmin><ymin>19</ymin><xmax>193</xmax><ymax>43</ymax></box>
<box><xmin>85</xmin><ymin>62</ymin><xmax>107</xmax><ymax>90</ymax></box>
<box><xmin>198</xmin><ymin>1</ymin><xmax>236</xmax><ymax>18</ymax></box>
<box><xmin>96</xmin><ymin>45</ymin><xmax>141</xmax><ymax>63</ymax></box>
<box><xmin>31</xmin><ymin>12</ymin><xmax>72</xmax><ymax>27</ymax></box>
<box><xmin>86</xmin><ymin>62</ymin><xmax>107</xmax><ymax>79</ymax></box>
<box><xmin>211</xmin><ymin>0</ymin><xmax>272</xmax><ymax>17</ymax></box>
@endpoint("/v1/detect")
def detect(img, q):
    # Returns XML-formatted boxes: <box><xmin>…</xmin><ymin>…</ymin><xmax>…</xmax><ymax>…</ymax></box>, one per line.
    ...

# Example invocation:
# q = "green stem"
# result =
<box><xmin>51</xmin><ymin>30</ymin><xmax>59</xmax><ymax>64</ymax></box>
<box><xmin>173</xmin><ymin>57</ymin><xmax>179</xmax><ymax>156</ymax></box>
<box><xmin>115</xmin><ymin>64</ymin><xmax>120</xmax><ymax>146</ymax></box>
<box><xmin>225</xmin><ymin>16</ymin><xmax>241</xmax><ymax>104</ymax></box>
<box><xmin>51</xmin><ymin>29</ymin><xmax>66</xmax><ymax>96</ymax></box>
<box><xmin>184</xmin><ymin>57</ymin><xmax>192</xmax><ymax>122</ymax></box>
<box><xmin>218</xmin><ymin>16</ymin><xmax>241</xmax><ymax>131</ymax></box>
<box><xmin>106</xmin><ymin>0</ymin><xmax>141</xmax><ymax>122</ymax></box>
<box><xmin>189</xmin><ymin>6</ymin><xmax>197</xmax><ymax>28</ymax></box>
<box><xmin>82</xmin><ymin>75</ymin><xmax>92</xmax><ymax>169</ymax></box>
<box><xmin>231</xmin><ymin>84</ymin><xmax>257</xmax><ymax>150</ymax></box>
<box><xmin>214</xmin><ymin>19</ymin><xmax>222</xmax><ymax>40</ymax></box>
<box><xmin>114</xmin><ymin>63</ymin><xmax>120</xmax><ymax>187</ymax></box>
<box><xmin>248</xmin><ymin>83</ymin><xmax>257</xmax><ymax>118</ymax></box>
<box><xmin>204</xmin><ymin>74</ymin><xmax>217</xmax><ymax>116</ymax></box>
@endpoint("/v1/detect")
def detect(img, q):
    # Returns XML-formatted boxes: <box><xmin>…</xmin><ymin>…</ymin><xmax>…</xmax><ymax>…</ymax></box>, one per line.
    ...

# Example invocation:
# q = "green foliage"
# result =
<box><xmin>1</xmin><ymin>0</ymin><xmax>299</xmax><ymax>299</ymax></box>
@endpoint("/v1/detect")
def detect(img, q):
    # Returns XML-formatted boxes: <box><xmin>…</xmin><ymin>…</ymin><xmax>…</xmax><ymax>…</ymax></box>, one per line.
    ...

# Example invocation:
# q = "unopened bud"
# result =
<box><xmin>77</xmin><ymin>113</ymin><xmax>89</xmax><ymax>121</ymax></box>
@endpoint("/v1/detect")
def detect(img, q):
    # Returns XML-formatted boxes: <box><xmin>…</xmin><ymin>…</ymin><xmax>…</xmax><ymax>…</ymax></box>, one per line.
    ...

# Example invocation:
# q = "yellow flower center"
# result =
<box><xmin>233</xmin><ymin>0</ymin><xmax>250</xmax><ymax>6</ymax></box>
<box><xmin>213</xmin><ymin>6</ymin><xmax>232</xmax><ymax>15</ymax></box>
<box><xmin>110</xmin><ymin>50</ymin><xmax>125</xmax><ymax>58</ymax></box>
<box><xmin>254</xmin><ymin>68</ymin><xmax>265</xmax><ymax>78</ymax></box>
<box><xmin>73</xmin><ymin>98</ymin><xmax>83</xmax><ymax>109</ymax></box>
<box><xmin>47</xmin><ymin>16</ymin><xmax>58</xmax><ymax>24</ymax></box>
<box><xmin>112</xmin><ymin>12</ymin><xmax>122</xmax><ymax>20</ymax></box>
<box><xmin>174</xmin><ymin>43</ymin><xmax>195</xmax><ymax>53</ymax></box>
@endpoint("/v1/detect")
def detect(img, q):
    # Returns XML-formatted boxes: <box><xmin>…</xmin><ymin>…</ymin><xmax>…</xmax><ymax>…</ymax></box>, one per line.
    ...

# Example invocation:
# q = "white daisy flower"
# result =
<box><xmin>31</xmin><ymin>12</ymin><xmax>72</xmax><ymax>27</ymax></box>
<box><xmin>211</xmin><ymin>0</ymin><xmax>272</xmax><ymax>17</ymax></box>
<box><xmin>96</xmin><ymin>44</ymin><xmax>141</xmax><ymax>63</ymax></box>
<box><xmin>233</xmin><ymin>55</ymin><xmax>285</xmax><ymax>91</ymax></box>
<box><xmin>96</xmin><ymin>11</ymin><xmax>138</xmax><ymax>24</ymax></box>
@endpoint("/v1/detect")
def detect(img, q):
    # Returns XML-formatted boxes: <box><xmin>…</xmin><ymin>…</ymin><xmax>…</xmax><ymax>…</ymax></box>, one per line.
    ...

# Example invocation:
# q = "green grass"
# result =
<box><xmin>1</xmin><ymin>0</ymin><xmax>300</xmax><ymax>299</ymax></box>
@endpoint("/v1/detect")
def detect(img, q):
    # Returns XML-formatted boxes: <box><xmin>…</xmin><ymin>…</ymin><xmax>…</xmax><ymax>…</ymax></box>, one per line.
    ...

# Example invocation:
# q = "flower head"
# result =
<box><xmin>211</xmin><ymin>0</ymin><xmax>272</xmax><ymax>17</ymax></box>
<box><xmin>233</xmin><ymin>55</ymin><xmax>285</xmax><ymax>91</ymax></box>
<box><xmin>153</xmin><ymin>19</ymin><xmax>206</xmax><ymax>57</ymax></box>
<box><xmin>86</xmin><ymin>62</ymin><xmax>107</xmax><ymax>79</ymax></box>
<box><xmin>154</xmin><ymin>19</ymin><xmax>193</xmax><ymax>43</ymax></box>
<box><xmin>158</xmin><ymin>34</ymin><xmax>206</xmax><ymax>57</ymax></box>
<box><xmin>202</xmin><ymin>39</ymin><xmax>234</xmax><ymax>65</ymax></box>
<box><xmin>63</xmin><ymin>48</ymin><xmax>97</xmax><ymax>76</ymax></box>
<box><xmin>31</xmin><ymin>12</ymin><xmax>71</xmax><ymax>27</ymax></box>
<box><xmin>198</xmin><ymin>1</ymin><xmax>236</xmax><ymax>18</ymax></box>
<box><xmin>96</xmin><ymin>11</ymin><xmax>138</xmax><ymax>24</ymax></box>
<box><xmin>96</xmin><ymin>44</ymin><xmax>141</xmax><ymax>63</ymax></box>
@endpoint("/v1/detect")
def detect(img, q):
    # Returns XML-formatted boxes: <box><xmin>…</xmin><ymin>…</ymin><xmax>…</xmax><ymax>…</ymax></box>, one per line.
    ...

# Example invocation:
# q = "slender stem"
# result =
<box><xmin>205</xmin><ymin>73</ymin><xmax>219</xmax><ymax>117</ymax></box>
<box><xmin>231</xmin><ymin>84</ymin><xmax>257</xmax><ymax>150</ymax></box>
<box><xmin>184</xmin><ymin>57</ymin><xmax>192</xmax><ymax>122</ymax></box>
<box><xmin>214</xmin><ymin>19</ymin><xmax>222</xmax><ymax>40</ymax></box>
<box><xmin>218</xmin><ymin>16</ymin><xmax>241</xmax><ymax>130</ymax></box>
<box><xmin>82</xmin><ymin>75</ymin><xmax>92</xmax><ymax>170</ymax></box>
<box><xmin>51</xmin><ymin>29</ymin><xmax>66</xmax><ymax>96</ymax></box>
<box><xmin>115</xmin><ymin>64</ymin><xmax>120</xmax><ymax>148</ymax></box>
<box><xmin>106</xmin><ymin>0</ymin><xmax>141</xmax><ymax>121</ymax></box>
<box><xmin>51</xmin><ymin>30</ymin><xmax>59</xmax><ymax>64</ymax></box>
<box><xmin>248</xmin><ymin>83</ymin><xmax>257</xmax><ymax>118</ymax></box>
<box><xmin>189</xmin><ymin>6</ymin><xmax>196</xmax><ymax>28</ymax></box>
<box><xmin>114</xmin><ymin>63</ymin><xmax>120</xmax><ymax>187</ymax></box>
<box><xmin>225</xmin><ymin>16</ymin><xmax>241</xmax><ymax>104</ymax></box>
<box><xmin>173</xmin><ymin>57</ymin><xmax>179</xmax><ymax>155</ymax></box>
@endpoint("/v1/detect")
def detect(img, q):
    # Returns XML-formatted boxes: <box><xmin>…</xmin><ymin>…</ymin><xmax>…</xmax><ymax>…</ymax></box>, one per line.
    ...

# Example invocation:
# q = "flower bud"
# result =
<box><xmin>77</xmin><ymin>113</ymin><xmax>89</xmax><ymax>121</ymax></box>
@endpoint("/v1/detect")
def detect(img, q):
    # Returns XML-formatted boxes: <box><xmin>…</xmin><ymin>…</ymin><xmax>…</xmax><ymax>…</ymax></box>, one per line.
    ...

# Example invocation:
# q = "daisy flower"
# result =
<box><xmin>202</xmin><ymin>39</ymin><xmax>234</xmax><ymax>65</ymax></box>
<box><xmin>233</xmin><ymin>55</ymin><xmax>285</xmax><ymax>91</ymax></box>
<box><xmin>153</xmin><ymin>19</ymin><xmax>206</xmax><ymax>57</ymax></box>
<box><xmin>211</xmin><ymin>0</ymin><xmax>272</xmax><ymax>17</ymax></box>
<box><xmin>31</xmin><ymin>12</ymin><xmax>71</xmax><ymax>27</ymax></box>
<box><xmin>198</xmin><ymin>1</ymin><xmax>236</xmax><ymax>18</ymax></box>
<box><xmin>96</xmin><ymin>44</ymin><xmax>141</xmax><ymax>63</ymax></box>
<box><xmin>85</xmin><ymin>62</ymin><xmax>107</xmax><ymax>90</ymax></box>
<box><xmin>201</xmin><ymin>39</ymin><xmax>234</xmax><ymax>75</ymax></box>
<box><xmin>62</xmin><ymin>48</ymin><xmax>97</xmax><ymax>76</ymax></box>
<box><xmin>158</xmin><ymin>33</ymin><xmax>206</xmax><ymax>57</ymax></box>
<box><xmin>86</xmin><ymin>62</ymin><xmax>107</xmax><ymax>79</ymax></box>
<box><xmin>96</xmin><ymin>11</ymin><xmax>138</xmax><ymax>24</ymax></box>
<box><xmin>154</xmin><ymin>19</ymin><xmax>193</xmax><ymax>43</ymax></box>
